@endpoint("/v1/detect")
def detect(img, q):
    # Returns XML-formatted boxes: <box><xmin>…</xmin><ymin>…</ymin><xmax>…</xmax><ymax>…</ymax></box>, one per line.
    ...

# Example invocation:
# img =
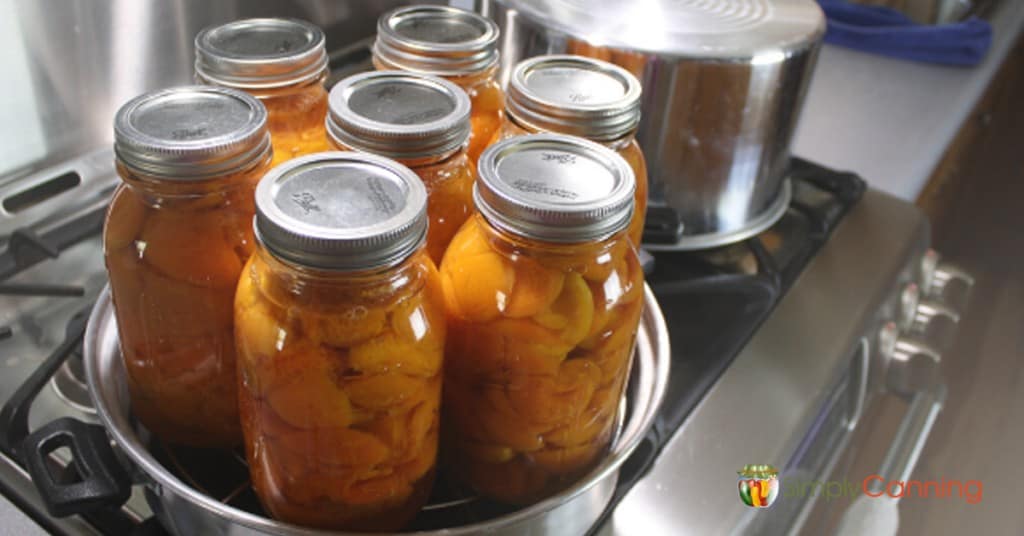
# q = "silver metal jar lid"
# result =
<box><xmin>475</xmin><ymin>134</ymin><xmax>635</xmax><ymax>243</ymax></box>
<box><xmin>507</xmin><ymin>55</ymin><xmax>642</xmax><ymax>142</ymax></box>
<box><xmin>195</xmin><ymin>18</ymin><xmax>328</xmax><ymax>89</ymax></box>
<box><xmin>326</xmin><ymin>72</ymin><xmax>471</xmax><ymax>160</ymax></box>
<box><xmin>254</xmin><ymin>152</ymin><xmax>428</xmax><ymax>271</ymax></box>
<box><xmin>114</xmin><ymin>86</ymin><xmax>270</xmax><ymax>180</ymax></box>
<box><xmin>373</xmin><ymin>5</ymin><xmax>499</xmax><ymax>76</ymax></box>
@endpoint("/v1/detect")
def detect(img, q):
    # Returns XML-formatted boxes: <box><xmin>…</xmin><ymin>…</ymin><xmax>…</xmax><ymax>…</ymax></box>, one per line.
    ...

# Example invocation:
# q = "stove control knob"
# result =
<box><xmin>878</xmin><ymin>322</ymin><xmax>941</xmax><ymax>395</ymax></box>
<box><xmin>920</xmin><ymin>249</ymin><xmax>975</xmax><ymax>300</ymax></box>
<box><xmin>908</xmin><ymin>299</ymin><xmax>961</xmax><ymax>351</ymax></box>
<box><xmin>930</xmin><ymin>262</ymin><xmax>975</xmax><ymax>300</ymax></box>
<box><xmin>898</xmin><ymin>283</ymin><xmax>920</xmax><ymax>330</ymax></box>
<box><xmin>912</xmin><ymin>299</ymin><xmax>961</xmax><ymax>331</ymax></box>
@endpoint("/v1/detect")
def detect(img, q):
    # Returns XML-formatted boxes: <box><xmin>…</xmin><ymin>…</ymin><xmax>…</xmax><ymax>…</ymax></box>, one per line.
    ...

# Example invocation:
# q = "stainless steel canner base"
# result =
<box><xmin>644</xmin><ymin>180</ymin><xmax>792</xmax><ymax>252</ymax></box>
<box><xmin>84</xmin><ymin>285</ymin><xmax>671</xmax><ymax>535</ymax></box>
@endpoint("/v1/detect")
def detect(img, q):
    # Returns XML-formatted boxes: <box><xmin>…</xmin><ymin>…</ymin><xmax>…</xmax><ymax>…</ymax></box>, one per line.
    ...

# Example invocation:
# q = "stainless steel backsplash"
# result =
<box><xmin>3</xmin><ymin>0</ymin><xmax>423</xmax><ymax>183</ymax></box>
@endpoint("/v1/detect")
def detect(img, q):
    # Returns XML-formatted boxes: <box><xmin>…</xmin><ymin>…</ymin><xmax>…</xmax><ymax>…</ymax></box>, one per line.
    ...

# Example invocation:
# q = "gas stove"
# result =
<box><xmin>0</xmin><ymin>145</ymin><xmax>974</xmax><ymax>536</ymax></box>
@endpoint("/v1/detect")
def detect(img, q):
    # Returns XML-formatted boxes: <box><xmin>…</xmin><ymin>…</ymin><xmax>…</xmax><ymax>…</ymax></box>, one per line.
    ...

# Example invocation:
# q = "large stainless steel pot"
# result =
<box><xmin>59</xmin><ymin>285</ymin><xmax>669</xmax><ymax>535</ymax></box>
<box><xmin>481</xmin><ymin>0</ymin><xmax>825</xmax><ymax>249</ymax></box>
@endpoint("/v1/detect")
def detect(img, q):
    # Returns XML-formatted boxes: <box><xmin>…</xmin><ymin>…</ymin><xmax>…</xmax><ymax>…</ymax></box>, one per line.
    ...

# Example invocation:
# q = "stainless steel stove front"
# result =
<box><xmin>597</xmin><ymin>189</ymin><xmax>971</xmax><ymax>535</ymax></box>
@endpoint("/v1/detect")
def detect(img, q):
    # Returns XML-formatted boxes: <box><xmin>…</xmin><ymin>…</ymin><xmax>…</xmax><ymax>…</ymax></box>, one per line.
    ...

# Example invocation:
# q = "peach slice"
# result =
<box><xmin>138</xmin><ymin>209</ymin><xmax>243</xmax><ymax>288</ymax></box>
<box><xmin>304</xmin><ymin>307</ymin><xmax>386</xmax><ymax>349</ymax></box>
<box><xmin>442</xmin><ymin>217</ymin><xmax>492</xmax><ymax>262</ymax></box>
<box><xmin>580</xmin><ymin>252</ymin><xmax>616</xmax><ymax>283</ymax></box>
<box><xmin>504</xmin><ymin>358</ymin><xmax>600</xmax><ymax>426</ymax></box>
<box><xmin>441</xmin><ymin>250</ymin><xmax>514</xmax><ymax>322</ymax></box>
<box><xmin>260</xmin><ymin>340</ymin><xmax>332</xmax><ymax>392</ymax></box>
<box><xmin>493</xmin><ymin>318</ymin><xmax>571</xmax><ymax>371</ymax></box>
<box><xmin>504</xmin><ymin>257</ymin><xmax>565</xmax><ymax>318</ymax></box>
<box><xmin>543</xmin><ymin>406</ymin><xmax>615</xmax><ymax>448</ymax></box>
<box><xmin>340</xmin><ymin>473</ymin><xmax>414</xmax><ymax>506</ymax></box>
<box><xmin>581</xmin><ymin>296</ymin><xmax>643</xmax><ymax>353</ymax></box>
<box><xmin>363</xmin><ymin>400</ymin><xmax>436</xmax><ymax>463</ymax></box>
<box><xmin>581</xmin><ymin>282</ymin><xmax>614</xmax><ymax>348</ymax></box>
<box><xmin>266</xmin><ymin>360</ymin><xmax>353</xmax><ymax>430</ymax></box>
<box><xmin>405</xmin><ymin>401</ymin><xmax>437</xmax><ymax>459</ymax></box>
<box><xmin>344</xmin><ymin>374</ymin><xmax>428</xmax><ymax>412</ymax></box>
<box><xmin>390</xmin><ymin>293</ymin><xmax>445</xmax><ymax>350</ymax></box>
<box><xmin>582</xmin><ymin>340</ymin><xmax>635</xmax><ymax>385</ymax></box>
<box><xmin>580</xmin><ymin>237</ymin><xmax>637</xmax><ymax>285</ymax></box>
<box><xmin>617</xmin><ymin>252</ymin><xmax>645</xmax><ymax>305</ymax></box>
<box><xmin>475</xmin><ymin>394</ymin><xmax>546</xmax><ymax>452</ymax></box>
<box><xmin>276</xmin><ymin>426</ymin><xmax>390</xmax><ymax>468</ymax></box>
<box><xmin>538</xmin><ymin>273</ymin><xmax>594</xmax><ymax>347</ymax></box>
<box><xmin>349</xmin><ymin>332</ymin><xmax>442</xmax><ymax>378</ymax></box>
<box><xmin>398</xmin><ymin>426</ymin><xmax>438</xmax><ymax>481</ymax></box>
<box><xmin>236</xmin><ymin>298</ymin><xmax>286</xmax><ymax>365</ymax></box>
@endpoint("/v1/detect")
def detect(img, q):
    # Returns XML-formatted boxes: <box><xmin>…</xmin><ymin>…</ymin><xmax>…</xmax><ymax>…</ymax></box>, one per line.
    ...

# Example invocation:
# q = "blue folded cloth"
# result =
<box><xmin>816</xmin><ymin>0</ymin><xmax>993</xmax><ymax>66</ymax></box>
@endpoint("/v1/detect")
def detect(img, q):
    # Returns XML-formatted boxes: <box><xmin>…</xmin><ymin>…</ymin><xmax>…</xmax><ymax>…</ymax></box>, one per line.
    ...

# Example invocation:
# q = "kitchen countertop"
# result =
<box><xmin>792</xmin><ymin>0</ymin><xmax>1024</xmax><ymax>201</ymax></box>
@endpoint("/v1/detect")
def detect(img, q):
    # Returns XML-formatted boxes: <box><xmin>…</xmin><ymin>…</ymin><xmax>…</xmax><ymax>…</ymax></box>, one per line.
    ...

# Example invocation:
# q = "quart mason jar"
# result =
<box><xmin>234</xmin><ymin>152</ymin><xmax>444</xmax><ymax>531</ymax></box>
<box><xmin>105</xmin><ymin>86</ymin><xmax>271</xmax><ymax>447</ymax></box>
<box><xmin>195</xmin><ymin>18</ymin><xmax>331</xmax><ymax>167</ymax></box>
<box><xmin>496</xmin><ymin>55</ymin><xmax>649</xmax><ymax>248</ymax></box>
<box><xmin>372</xmin><ymin>5</ymin><xmax>503</xmax><ymax>164</ymax></box>
<box><xmin>326</xmin><ymin>71</ymin><xmax>474</xmax><ymax>266</ymax></box>
<box><xmin>440</xmin><ymin>134</ymin><xmax>644</xmax><ymax>504</ymax></box>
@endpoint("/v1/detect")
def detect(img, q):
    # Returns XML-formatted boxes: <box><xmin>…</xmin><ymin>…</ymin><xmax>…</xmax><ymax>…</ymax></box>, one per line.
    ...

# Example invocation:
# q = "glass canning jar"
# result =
<box><xmin>195</xmin><ymin>18</ymin><xmax>331</xmax><ymax>167</ymax></box>
<box><xmin>495</xmin><ymin>55</ymin><xmax>649</xmax><ymax>248</ymax></box>
<box><xmin>326</xmin><ymin>71</ymin><xmax>474</xmax><ymax>265</ymax></box>
<box><xmin>106</xmin><ymin>86</ymin><xmax>271</xmax><ymax>447</ymax></box>
<box><xmin>234</xmin><ymin>152</ymin><xmax>444</xmax><ymax>531</ymax></box>
<box><xmin>372</xmin><ymin>5</ymin><xmax>503</xmax><ymax>164</ymax></box>
<box><xmin>439</xmin><ymin>134</ymin><xmax>644</xmax><ymax>505</ymax></box>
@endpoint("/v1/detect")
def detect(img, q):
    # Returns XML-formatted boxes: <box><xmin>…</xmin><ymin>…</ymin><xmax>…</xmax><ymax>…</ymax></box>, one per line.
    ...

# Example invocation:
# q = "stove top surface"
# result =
<box><xmin>0</xmin><ymin>157</ymin><xmax>866</xmax><ymax>535</ymax></box>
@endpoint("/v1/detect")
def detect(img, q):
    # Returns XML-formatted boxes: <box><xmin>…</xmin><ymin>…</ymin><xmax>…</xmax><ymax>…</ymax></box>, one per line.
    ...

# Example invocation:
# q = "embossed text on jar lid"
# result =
<box><xmin>327</xmin><ymin>71</ymin><xmax>471</xmax><ymax>161</ymax></box>
<box><xmin>195</xmin><ymin>18</ymin><xmax>328</xmax><ymax>89</ymax></box>
<box><xmin>114</xmin><ymin>86</ymin><xmax>270</xmax><ymax>180</ymax></box>
<box><xmin>507</xmin><ymin>55</ymin><xmax>642</xmax><ymax>142</ymax></box>
<box><xmin>374</xmin><ymin>5</ymin><xmax>499</xmax><ymax>76</ymax></box>
<box><xmin>255</xmin><ymin>152</ymin><xmax>428</xmax><ymax>271</ymax></box>
<box><xmin>475</xmin><ymin>134</ymin><xmax>635</xmax><ymax>243</ymax></box>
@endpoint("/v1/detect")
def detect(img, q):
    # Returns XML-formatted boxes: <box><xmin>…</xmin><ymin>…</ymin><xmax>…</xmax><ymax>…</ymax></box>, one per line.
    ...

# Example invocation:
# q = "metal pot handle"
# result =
<box><xmin>20</xmin><ymin>417</ymin><xmax>131</xmax><ymax>518</ymax></box>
